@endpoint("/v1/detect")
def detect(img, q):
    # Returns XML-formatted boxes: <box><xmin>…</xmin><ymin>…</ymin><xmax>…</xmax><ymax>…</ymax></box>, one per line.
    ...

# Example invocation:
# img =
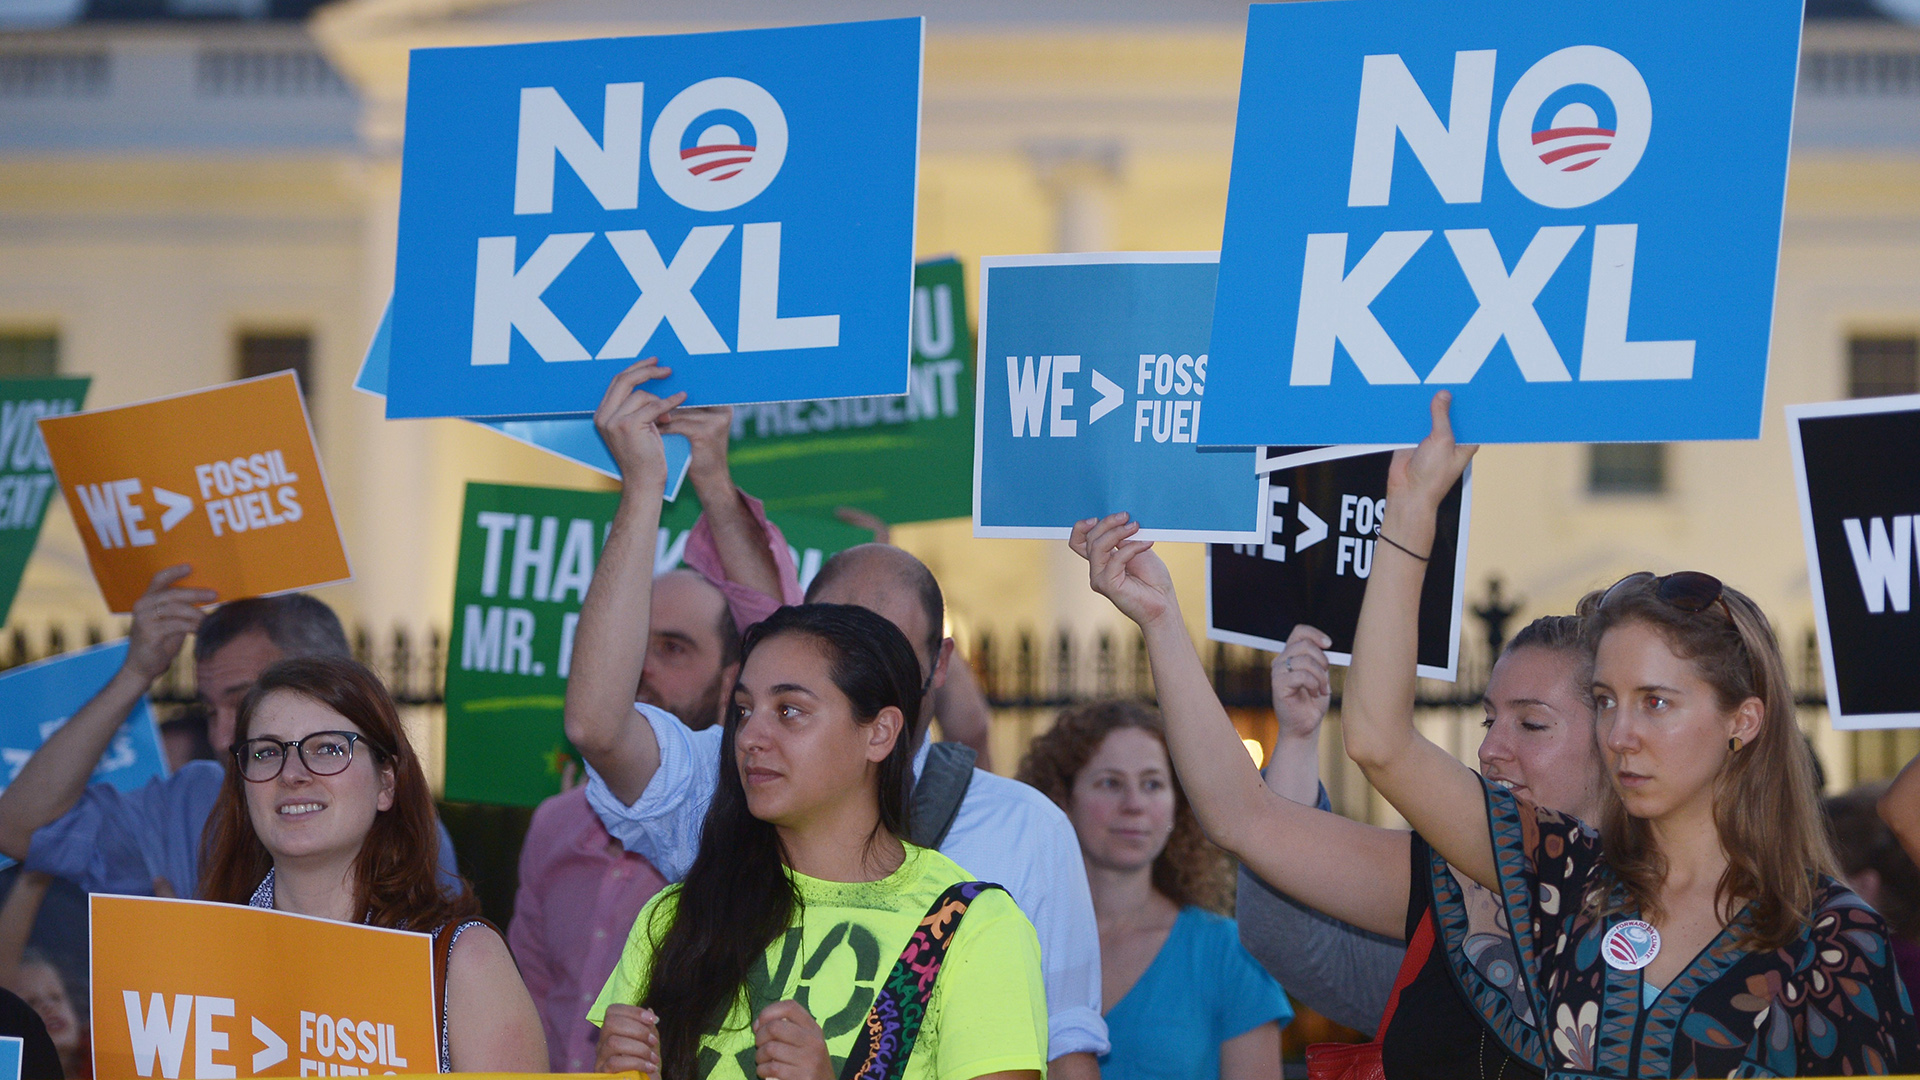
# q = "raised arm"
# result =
<box><xmin>563</xmin><ymin>360</ymin><xmax>685</xmax><ymax>806</ymax></box>
<box><xmin>661</xmin><ymin>405</ymin><xmax>784</xmax><ymax>602</ymax></box>
<box><xmin>0</xmin><ymin>566</ymin><xmax>213</xmax><ymax>860</ymax></box>
<box><xmin>0</xmin><ymin>870</ymin><xmax>50</xmax><ymax>989</ymax></box>
<box><xmin>1234</xmin><ymin>628</ymin><xmax>1411</xmax><ymax>1030</ymax></box>
<box><xmin>1071</xmin><ymin>517</ymin><xmax>1408</xmax><ymax>937</ymax></box>
<box><xmin>1341</xmin><ymin>392</ymin><xmax>1496</xmax><ymax>890</ymax></box>
<box><xmin>1880</xmin><ymin>748</ymin><xmax>1920</xmax><ymax>867</ymax></box>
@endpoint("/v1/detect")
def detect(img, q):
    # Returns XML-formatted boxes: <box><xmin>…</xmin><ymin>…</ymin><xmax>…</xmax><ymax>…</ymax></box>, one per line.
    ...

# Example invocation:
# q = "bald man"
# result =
<box><xmin>566</xmin><ymin>379</ymin><xmax>1107</xmax><ymax>1077</ymax></box>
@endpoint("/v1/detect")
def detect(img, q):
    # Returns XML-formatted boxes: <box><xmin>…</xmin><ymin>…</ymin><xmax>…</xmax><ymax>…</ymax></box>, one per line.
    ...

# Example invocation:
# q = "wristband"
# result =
<box><xmin>1377</xmin><ymin>531</ymin><xmax>1431</xmax><ymax>562</ymax></box>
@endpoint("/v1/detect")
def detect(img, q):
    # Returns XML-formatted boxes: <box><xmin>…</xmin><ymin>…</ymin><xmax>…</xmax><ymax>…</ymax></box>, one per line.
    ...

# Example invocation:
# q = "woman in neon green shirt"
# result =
<box><xmin>590</xmin><ymin>603</ymin><xmax>1049</xmax><ymax>1080</ymax></box>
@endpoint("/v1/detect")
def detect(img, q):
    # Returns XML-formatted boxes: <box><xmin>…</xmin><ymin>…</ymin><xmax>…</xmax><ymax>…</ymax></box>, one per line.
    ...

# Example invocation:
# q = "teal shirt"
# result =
<box><xmin>1101</xmin><ymin>906</ymin><xmax>1293</xmax><ymax>1080</ymax></box>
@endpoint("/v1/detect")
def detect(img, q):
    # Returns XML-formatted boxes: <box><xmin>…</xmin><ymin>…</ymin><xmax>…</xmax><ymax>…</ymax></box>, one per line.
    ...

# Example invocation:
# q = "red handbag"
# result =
<box><xmin>1304</xmin><ymin>1039</ymin><xmax>1387</xmax><ymax>1080</ymax></box>
<box><xmin>1304</xmin><ymin>907</ymin><xmax>1437</xmax><ymax>1080</ymax></box>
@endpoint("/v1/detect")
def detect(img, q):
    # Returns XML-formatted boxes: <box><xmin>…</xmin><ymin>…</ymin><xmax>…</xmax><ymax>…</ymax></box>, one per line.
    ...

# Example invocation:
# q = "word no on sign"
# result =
<box><xmin>388</xmin><ymin>18</ymin><xmax>923</xmax><ymax>419</ymax></box>
<box><xmin>1203</xmin><ymin>0</ymin><xmax>1803</xmax><ymax>446</ymax></box>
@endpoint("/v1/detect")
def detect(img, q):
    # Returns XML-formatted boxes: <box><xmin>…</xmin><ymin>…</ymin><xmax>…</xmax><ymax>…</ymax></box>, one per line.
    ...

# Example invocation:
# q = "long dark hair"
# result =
<box><xmin>641</xmin><ymin>604</ymin><xmax>923</xmax><ymax>1080</ymax></box>
<box><xmin>200</xmin><ymin>657</ymin><xmax>478</xmax><ymax>931</ymax></box>
<box><xmin>1017</xmin><ymin>699</ymin><xmax>1235</xmax><ymax>913</ymax></box>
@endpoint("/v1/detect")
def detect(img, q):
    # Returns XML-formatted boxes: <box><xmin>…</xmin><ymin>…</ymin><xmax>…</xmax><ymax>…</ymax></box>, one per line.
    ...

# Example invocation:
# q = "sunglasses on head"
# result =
<box><xmin>1600</xmin><ymin>570</ymin><xmax>1734</xmax><ymax>623</ymax></box>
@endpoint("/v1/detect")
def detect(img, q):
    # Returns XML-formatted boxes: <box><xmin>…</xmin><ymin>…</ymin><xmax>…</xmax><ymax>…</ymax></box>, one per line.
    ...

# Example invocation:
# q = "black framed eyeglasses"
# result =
<box><xmin>234</xmin><ymin>731</ymin><xmax>364</xmax><ymax>783</ymax></box>
<box><xmin>1600</xmin><ymin>570</ymin><xmax>1734</xmax><ymax>623</ymax></box>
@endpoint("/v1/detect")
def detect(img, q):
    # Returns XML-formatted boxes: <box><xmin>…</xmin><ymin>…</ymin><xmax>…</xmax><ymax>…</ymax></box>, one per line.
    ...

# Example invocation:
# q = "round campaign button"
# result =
<box><xmin>1601</xmin><ymin>919</ymin><xmax>1661</xmax><ymax>972</ymax></box>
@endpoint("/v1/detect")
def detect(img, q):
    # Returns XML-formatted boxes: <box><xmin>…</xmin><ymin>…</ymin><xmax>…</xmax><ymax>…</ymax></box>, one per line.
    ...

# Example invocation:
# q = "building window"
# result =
<box><xmin>1588</xmin><ymin>444</ymin><xmax>1667</xmax><ymax>496</ymax></box>
<box><xmin>0</xmin><ymin>333</ymin><xmax>58</xmax><ymax>378</ymax></box>
<box><xmin>1849</xmin><ymin>335</ymin><xmax>1919</xmax><ymax>399</ymax></box>
<box><xmin>237</xmin><ymin>331</ymin><xmax>312</xmax><ymax>392</ymax></box>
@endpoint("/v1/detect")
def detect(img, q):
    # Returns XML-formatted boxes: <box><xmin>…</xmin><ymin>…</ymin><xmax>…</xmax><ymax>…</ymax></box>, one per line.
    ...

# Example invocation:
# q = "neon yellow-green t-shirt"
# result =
<box><xmin>589</xmin><ymin>844</ymin><xmax>1048</xmax><ymax>1080</ymax></box>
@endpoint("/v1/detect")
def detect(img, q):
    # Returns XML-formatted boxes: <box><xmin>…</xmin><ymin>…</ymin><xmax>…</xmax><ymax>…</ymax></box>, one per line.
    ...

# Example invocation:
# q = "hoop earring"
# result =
<box><xmin>1729</xmin><ymin>736</ymin><xmax>1743</xmax><ymax>753</ymax></box>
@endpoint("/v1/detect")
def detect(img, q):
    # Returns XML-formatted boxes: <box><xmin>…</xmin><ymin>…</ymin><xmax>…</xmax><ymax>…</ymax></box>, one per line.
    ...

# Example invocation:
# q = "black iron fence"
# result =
<box><xmin>0</xmin><ymin>622</ymin><xmax>447</xmax><ymax>710</ymax></box>
<box><xmin>0</xmin><ymin>577</ymin><xmax>1836</xmax><ymax>715</ymax></box>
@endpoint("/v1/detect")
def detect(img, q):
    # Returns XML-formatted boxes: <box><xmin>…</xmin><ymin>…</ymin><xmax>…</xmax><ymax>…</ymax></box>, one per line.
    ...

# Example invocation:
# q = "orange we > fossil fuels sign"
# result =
<box><xmin>38</xmin><ymin>372</ymin><xmax>350</xmax><ymax>613</ymax></box>
<box><xmin>91</xmin><ymin>895</ymin><xmax>437</xmax><ymax>1078</ymax></box>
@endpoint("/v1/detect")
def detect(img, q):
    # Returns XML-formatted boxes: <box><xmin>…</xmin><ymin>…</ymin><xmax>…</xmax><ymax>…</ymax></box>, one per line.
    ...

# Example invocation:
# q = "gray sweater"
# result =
<box><xmin>1235</xmin><ymin>863</ymin><xmax>1407</xmax><ymax>1035</ymax></box>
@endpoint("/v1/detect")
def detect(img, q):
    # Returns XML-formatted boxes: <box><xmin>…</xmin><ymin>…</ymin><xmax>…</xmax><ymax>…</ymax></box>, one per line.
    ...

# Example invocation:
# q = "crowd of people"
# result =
<box><xmin>0</xmin><ymin>369</ymin><xmax>1918</xmax><ymax>1078</ymax></box>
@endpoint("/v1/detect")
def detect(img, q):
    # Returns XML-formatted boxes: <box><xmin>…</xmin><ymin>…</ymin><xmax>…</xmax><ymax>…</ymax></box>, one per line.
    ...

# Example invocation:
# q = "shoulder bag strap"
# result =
<box><xmin>838</xmin><ymin>880</ymin><xmax>1004</xmax><ymax>1080</ymax></box>
<box><xmin>1374</xmin><ymin>905</ymin><xmax>1437</xmax><ymax>1039</ymax></box>
<box><xmin>907</xmin><ymin>742</ymin><xmax>976</xmax><ymax>849</ymax></box>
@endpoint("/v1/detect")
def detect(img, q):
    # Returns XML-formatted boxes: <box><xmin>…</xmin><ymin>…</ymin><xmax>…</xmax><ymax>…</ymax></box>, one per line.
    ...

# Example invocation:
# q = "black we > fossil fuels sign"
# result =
<box><xmin>1207</xmin><ymin>447</ymin><xmax>1469</xmax><ymax>681</ymax></box>
<box><xmin>1789</xmin><ymin>395</ymin><xmax>1920</xmax><ymax>728</ymax></box>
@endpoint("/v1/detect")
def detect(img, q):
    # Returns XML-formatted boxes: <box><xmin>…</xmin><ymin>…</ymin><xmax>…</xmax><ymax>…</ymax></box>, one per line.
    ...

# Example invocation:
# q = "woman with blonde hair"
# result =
<box><xmin>1018</xmin><ymin>700</ymin><xmax>1288</xmax><ymax>1080</ymax></box>
<box><xmin>1073</xmin><ymin>392</ymin><xmax>1917</xmax><ymax>1075</ymax></box>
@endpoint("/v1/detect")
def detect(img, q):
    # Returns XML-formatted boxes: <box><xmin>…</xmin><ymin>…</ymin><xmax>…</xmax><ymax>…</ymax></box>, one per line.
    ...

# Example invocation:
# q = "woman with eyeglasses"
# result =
<box><xmin>1314</xmin><ymin>393</ymin><xmax>1914</xmax><ymax>1075</ymax></box>
<box><xmin>199</xmin><ymin>657</ymin><xmax>547</xmax><ymax>1072</ymax></box>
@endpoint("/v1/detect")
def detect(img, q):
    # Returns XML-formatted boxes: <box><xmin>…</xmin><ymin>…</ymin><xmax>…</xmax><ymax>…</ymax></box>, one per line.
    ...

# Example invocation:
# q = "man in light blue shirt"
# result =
<box><xmin>564</xmin><ymin>373</ymin><xmax>1108</xmax><ymax>1078</ymax></box>
<box><xmin>0</xmin><ymin>568</ymin><xmax>457</xmax><ymax>899</ymax></box>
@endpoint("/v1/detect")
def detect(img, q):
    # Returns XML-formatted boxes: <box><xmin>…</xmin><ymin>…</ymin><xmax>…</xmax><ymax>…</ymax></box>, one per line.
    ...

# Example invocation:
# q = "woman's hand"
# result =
<box><xmin>1069</xmin><ymin>512</ymin><xmax>1180</xmax><ymax>630</ymax></box>
<box><xmin>1386</xmin><ymin>391</ymin><xmax>1477</xmax><ymax>517</ymax></box>
<box><xmin>1271</xmin><ymin>625</ymin><xmax>1333</xmax><ymax>741</ymax></box>
<box><xmin>593</xmin><ymin>359</ymin><xmax>688</xmax><ymax>493</ymax></box>
<box><xmin>595</xmin><ymin>1004</ymin><xmax>661</xmax><ymax>1077</ymax></box>
<box><xmin>752</xmin><ymin>1000</ymin><xmax>834</xmax><ymax>1080</ymax></box>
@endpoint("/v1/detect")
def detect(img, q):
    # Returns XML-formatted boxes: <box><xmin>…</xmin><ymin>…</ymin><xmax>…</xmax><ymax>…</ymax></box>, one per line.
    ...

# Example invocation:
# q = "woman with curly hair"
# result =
<box><xmin>1019</xmin><ymin>700</ymin><xmax>1289</xmax><ymax>1080</ymax></box>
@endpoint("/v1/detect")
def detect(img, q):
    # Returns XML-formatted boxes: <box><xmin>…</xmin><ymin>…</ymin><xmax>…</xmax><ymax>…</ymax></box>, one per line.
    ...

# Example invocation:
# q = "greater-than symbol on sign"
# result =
<box><xmin>252</xmin><ymin>1016</ymin><xmax>287</xmax><ymax>1072</ymax></box>
<box><xmin>1295</xmin><ymin>503</ymin><xmax>1328</xmax><ymax>553</ymax></box>
<box><xmin>152</xmin><ymin>487</ymin><xmax>194</xmax><ymax>533</ymax></box>
<box><xmin>1088</xmin><ymin>369</ymin><xmax>1125</xmax><ymax>425</ymax></box>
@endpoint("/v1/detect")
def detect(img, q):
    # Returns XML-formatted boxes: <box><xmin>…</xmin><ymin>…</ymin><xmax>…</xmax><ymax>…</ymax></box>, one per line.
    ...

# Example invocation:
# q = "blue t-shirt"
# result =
<box><xmin>1101</xmin><ymin>906</ymin><xmax>1292</xmax><ymax>1080</ymax></box>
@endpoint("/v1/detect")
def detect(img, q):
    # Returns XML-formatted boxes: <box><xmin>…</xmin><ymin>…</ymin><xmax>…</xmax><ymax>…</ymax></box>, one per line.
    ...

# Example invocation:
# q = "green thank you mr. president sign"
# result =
<box><xmin>445</xmin><ymin>481</ymin><xmax>869</xmax><ymax>805</ymax></box>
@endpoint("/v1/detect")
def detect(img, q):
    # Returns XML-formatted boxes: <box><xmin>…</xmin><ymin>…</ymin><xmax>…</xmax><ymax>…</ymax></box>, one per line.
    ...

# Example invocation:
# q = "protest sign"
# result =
<box><xmin>727</xmin><ymin>257</ymin><xmax>975</xmax><ymax>523</ymax></box>
<box><xmin>91</xmin><ymin>894</ymin><xmax>435</xmax><ymax>1079</ymax></box>
<box><xmin>387</xmin><ymin>18</ymin><xmax>924</xmax><ymax>419</ymax></box>
<box><xmin>1208</xmin><ymin>449</ymin><xmax>1469</xmax><ymax>680</ymax></box>
<box><xmin>1257</xmin><ymin>445</ymin><xmax>1403</xmax><ymax>473</ymax></box>
<box><xmin>1202</xmin><ymin>0</ymin><xmax>1803</xmax><ymax>446</ymax></box>
<box><xmin>0</xmin><ymin>640</ymin><xmax>165</xmax><ymax>806</ymax></box>
<box><xmin>445</xmin><ymin>481</ymin><xmax>868</xmax><ymax>805</ymax></box>
<box><xmin>1787</xmin><ymin>395</ymin><xmax>1920</xmax><ymax>729</ymax></box>
<box><xmin>973</xmin><ymin>253</ymin><xmax>1260</xmax><ymax>542</ymax></box>
<box><xmin>0</xmin><ymin>641</ymin><xmax>165</xmax><ymax>874</ymax></box>
<box><xmin>354</xmin><ymin>300</ymin><xmax>690</xmax><ymax>498</ymax></box>
<box><xmin>0</xmin><ymin>378</ymin><xmax>89</xmax><ymax>622</ymax></box>
<box><xmin>38</xmin><ymin>373</ymin><xmax>350</xmax><ymax>613</ymax></box>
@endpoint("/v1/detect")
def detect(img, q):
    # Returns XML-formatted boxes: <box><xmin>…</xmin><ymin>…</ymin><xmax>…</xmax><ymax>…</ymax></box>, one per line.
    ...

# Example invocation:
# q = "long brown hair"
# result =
<box><xmin>1576</xmin><ymin>574</ymin><xmax>1837</xmax><ymax>951</ymax></box>
<box><xmin>1017</xmin><ymin>699</ymin><xmax>1234</xmax><ymax>913</ymax></box>
<box><xmin>199</xmin><ymin>657</ymin><xmax>478</xmax><ymax>931</ymax></box>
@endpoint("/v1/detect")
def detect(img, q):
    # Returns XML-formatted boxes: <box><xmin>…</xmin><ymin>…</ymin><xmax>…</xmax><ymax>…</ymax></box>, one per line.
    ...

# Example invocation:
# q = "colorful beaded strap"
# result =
<box><xmin>838</xmin><ymin>880</ymin><xmax>1005</xmax><ymax>1080</ymax></box>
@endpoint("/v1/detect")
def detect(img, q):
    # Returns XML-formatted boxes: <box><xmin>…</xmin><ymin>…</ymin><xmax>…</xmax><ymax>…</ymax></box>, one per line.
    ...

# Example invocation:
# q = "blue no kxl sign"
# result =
<box><xmin>387</xmin><ymin>19</ymin><xmax>922</xmax><ymax>419</ymax></box>
<box><xmin>1201</xmin><ymin>0</ymin><xmax>1803</xmax><ymax>446</ymax></box>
